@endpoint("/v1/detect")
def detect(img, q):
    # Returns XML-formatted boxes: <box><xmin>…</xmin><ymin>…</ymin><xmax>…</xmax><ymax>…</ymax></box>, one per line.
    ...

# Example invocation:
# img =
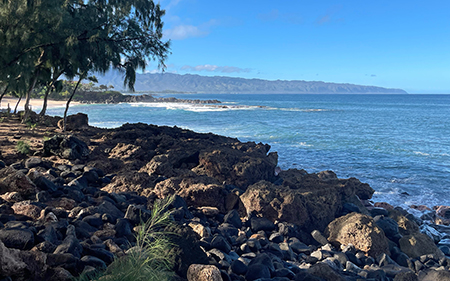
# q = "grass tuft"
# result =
<box><xmin>16</xmin><ymin>140</ymin><xmax>31</xmax><ymax>155</ymax></box>
<box><xmin>76</xmin><ymin>196</ymin><xmax>176</xmax><ymax>281</ymax></box>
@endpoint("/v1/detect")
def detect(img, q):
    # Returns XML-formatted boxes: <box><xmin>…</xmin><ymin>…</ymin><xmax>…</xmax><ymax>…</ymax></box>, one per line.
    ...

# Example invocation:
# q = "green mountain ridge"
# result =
<box><xmin>96</xmin><ymin>71</ymin><xmax>408</xmax><ymax>94</ymax></box>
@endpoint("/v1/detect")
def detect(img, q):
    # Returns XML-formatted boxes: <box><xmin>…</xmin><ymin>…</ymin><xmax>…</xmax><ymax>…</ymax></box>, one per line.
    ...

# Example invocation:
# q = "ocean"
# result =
<box><xmin>47</xmin><ymin>94</ymin><xmax>450</xmax><ymax>211</ymax></box>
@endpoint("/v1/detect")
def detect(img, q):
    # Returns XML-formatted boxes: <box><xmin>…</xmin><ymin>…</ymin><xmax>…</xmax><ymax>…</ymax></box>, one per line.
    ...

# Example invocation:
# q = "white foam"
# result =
<box><xmin>129</xmin><ymin>102</ymin><xmax>261</xmax><ymax>112</ymax></box>
<box><xmin>413</xmin><ymin>151</ymin><xmax>430</xmax><ymax>156</ymax></box>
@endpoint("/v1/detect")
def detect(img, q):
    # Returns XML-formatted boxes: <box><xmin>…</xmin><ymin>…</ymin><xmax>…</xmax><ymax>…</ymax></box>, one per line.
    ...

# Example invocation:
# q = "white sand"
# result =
<box><xmin>0</xmin><ymin>97</ymin><xmax>80</xmax><ymax>111</ymax></box>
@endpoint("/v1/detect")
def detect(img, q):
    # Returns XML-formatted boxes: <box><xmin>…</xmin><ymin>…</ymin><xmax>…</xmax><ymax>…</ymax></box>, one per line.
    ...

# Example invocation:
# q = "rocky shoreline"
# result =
<box><xmin>70</xmin><ymin>92</ymin><xmax>221</xmax><ymax>105</ymax></box>
<box><xmin>0</xmin><ymin>113</ymin><xmax>449</xmax><ymax>281</ymax></box>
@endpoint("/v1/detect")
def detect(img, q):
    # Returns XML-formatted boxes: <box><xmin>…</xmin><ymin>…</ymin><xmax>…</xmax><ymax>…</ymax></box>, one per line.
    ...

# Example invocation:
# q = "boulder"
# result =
<box><xmin>187</xmin><ymin>264</ymin><xmax>223</xmax><ymax>281</ymax></box>
<box><xmin>307</xmin><ymin>262</ymin><xmax>347</xmax><ymax>281</ymax></box>
<box><xmin>0</xmin><ymin>167</ymin><xmax>37</xmax><ymax>197</ymax></box>
<box><xmin>164</xmin><ymin>224</ymin><xmax>209</xmax><ymax>278</ymax></box>
<box><xmin>399</xmin><ymin>233</ymin><xmax>444</xmax><ymax>259</ymax></box>
<box><xmin>0</xmin><ymin>240</ymin><xmax>27</xmax><ymax>277</ymax></box>
<box><xmin>418</xmin><ymin>269</ymin><xmax>450</xmax><ymax>281</ymax></box>
<box><xmin>139</xmin><ymin>154</ymin><xmax>176</xmax><ymax>177</ymax></box>
<box><xmin>43</xmin><ymin>135</ymin><xmax>89</xmax><ymax>160</ymax></box>
<box><xmin>325</xmin><ymin>212</ymin><xmax>390</xmax><ymax>258</ymax></box>
<box><xmin>192</xmin><ymin>143</ymin><xmax>278</xmax><ymax>189</ymax></box>
<box><xmin>240</xmin><ymin>171</ymin><xmax>374</xmax><ymax>231</ymax></box>
<box><xmin>101</xmin><ymin>171</ymin><xmax>154</xmax><ymax>194</ymax></box>
<box><xmin>11</xmin><ymin>201</ymin><xmax>43</xmax><ymax>220</ymax></box>
<box><xmin>0</xmin><ymin>228</ymin><xmax>35</xmax><ymax>250</ymax></box>
<box><xmin>154</xmin><ymin>176</ymin><xmax>228</xmax><ymax>212</ymax></box>
<box><xmin>57</xmin><ymin>113</ymin><xmax>89</xmax><ymax>131</ymax></box>
<box><xmin>108</xmin><ymin>143</ymin><xmax>148</xmax><ymax>162</ymax></box>
<box><xmin>389</xmin><ymin>209</ymin><xmax>420</xmax><ymax>236</ymax></box>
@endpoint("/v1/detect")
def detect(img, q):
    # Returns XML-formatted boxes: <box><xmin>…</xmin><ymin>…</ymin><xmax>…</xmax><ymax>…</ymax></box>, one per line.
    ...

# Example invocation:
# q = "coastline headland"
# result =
<box><xmin>0</xmin><ymin>112</ymin><xmax>449</xmax><ymax>280</ymax></box>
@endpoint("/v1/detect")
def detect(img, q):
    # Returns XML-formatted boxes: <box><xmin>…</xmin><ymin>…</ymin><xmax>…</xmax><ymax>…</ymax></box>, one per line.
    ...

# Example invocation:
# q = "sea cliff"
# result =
<box><xmin>0</xmin><ymin>112</ymin><xmax>449</xmax><ymax>281</ymax></box>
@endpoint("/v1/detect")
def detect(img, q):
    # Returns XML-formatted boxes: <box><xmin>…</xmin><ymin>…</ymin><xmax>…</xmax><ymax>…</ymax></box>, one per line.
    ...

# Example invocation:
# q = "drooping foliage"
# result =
<box><xmin>0</xmin><ymin>0</ymin><xmax>170</xmax><ymax>121</ymax></box>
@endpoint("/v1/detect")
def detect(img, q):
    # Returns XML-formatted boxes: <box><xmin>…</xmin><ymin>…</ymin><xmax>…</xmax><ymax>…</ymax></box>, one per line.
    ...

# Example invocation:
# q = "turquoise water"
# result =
<box><xmin>47</xmin><ymin>94</ymin><xmax>450</xmax><ymax>210</ymax></box>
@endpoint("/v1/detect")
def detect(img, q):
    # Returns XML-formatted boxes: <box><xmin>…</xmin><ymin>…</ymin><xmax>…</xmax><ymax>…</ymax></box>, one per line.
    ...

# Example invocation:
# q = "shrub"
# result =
<box><xmin>77</xmin><ymin>196</ymin><xmax>176</xmax><ymax>281</ymax></box>
<box><xmin>16</xmin><ymin>141</ymin><xmax>31</xmax><ymax>155</ymax></box>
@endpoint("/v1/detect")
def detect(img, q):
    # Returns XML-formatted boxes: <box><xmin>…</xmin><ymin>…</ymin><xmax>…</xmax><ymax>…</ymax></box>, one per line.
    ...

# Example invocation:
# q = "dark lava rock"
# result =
<box><xmin>211</xmin><ymin>234</ymin><xmax>232</xmax><ymax>254</ymax></box>
<box><xmin>374</xmin><ymin>215</ymin><xmax>401</xmax><ymax>241</ymax></box>
<box><xmin>370</xmin><ymin>207</ymin><xmax>389</xmax><ymax>217</ymax></box>
<box><xmin>114</xmin><ymin>218</ymin><xmax>133</xmax><ymax>239</ymax></box>
<box><xmin>250</xmin><ymin>217</ymin><xmax>275</xmax><ymax>232</ymax></box>
<box><xmin>82</xmin><ymin>214</ymin><xmax>103</xmax><ymax>228</ymax></box>
<box><xmin>0</xmin><ymin>228</ymin><xmax>35</xmax><ymax>250</ymax></box>
<box><xmin>80</xmin><ymin>255</ymin><xmax>107</xmax><ymax>270</ymax></box>
<box><xmin>245</xmin><ymin>264</ymin><xmax>271</xmax><ymax>281</ymax></box>
<box><xmin>43</xmin><ymin>135</ymin><xmax>89</xmax><ymax>160</ymax></box>
<box><xmin>223</xmin><ymin>209</ymin><xmax>242</xmax><ymax>229</ymax></box>
<box><xmin>54</xmin><ymin>235</ymin><xmax>83</xmax><ymax>258</ymax></box>
<box><xmin>164</xmin><ymin>224</ymin><xmax>209</xmax><ymax>278</ymax></box>
<box><xmin>124</xmin><ymin>204</ymin><xmax>152</xmax><ymax>225</ymax></box>
<box><xmin>36</xmin><ymin>225</ymin><xmax>60</xmax><ymax>245</ymax></box>
<box><xmin>231</xmin><ymin>259</ymin><xmax>248</xmax><ymax>275</ymax></box>
<box><xmin>25</xmin><ymin>157</ymin><xmax>44</xmax><ymax>169</ymax></box>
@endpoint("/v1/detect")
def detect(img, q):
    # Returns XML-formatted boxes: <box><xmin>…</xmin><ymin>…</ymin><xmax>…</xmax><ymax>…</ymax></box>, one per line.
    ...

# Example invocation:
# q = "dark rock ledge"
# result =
<box><xmin>0</xmin><ymin>113</ymin><xmax>449</xmax><ymax>281</ymax></box>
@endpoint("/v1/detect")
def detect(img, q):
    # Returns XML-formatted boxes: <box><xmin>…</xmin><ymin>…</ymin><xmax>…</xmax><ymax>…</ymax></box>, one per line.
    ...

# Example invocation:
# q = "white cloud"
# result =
<box><xmin>164</xmin><ymin>24</ymin><xmax>209</xmax><ymax>40</ymax></box>
<box><xmin>181</xmin><ymin>64</ymin><xmax>251</xmax><ymax>73</ymax></box>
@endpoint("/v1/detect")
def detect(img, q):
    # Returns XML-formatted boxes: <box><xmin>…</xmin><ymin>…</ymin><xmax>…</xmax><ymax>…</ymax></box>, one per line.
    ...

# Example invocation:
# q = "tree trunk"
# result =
<box><xmin>14</xmin><ymin>93</ymin><xmax>22</xmax><ymax>114</ymax></box>
<box><xmin>63</xmin><ymin>76</ymin><xmax>83</xmax><ymax>132</ymax></box>
<box><xmin>22</xmin><ymin>70</ymin><xmax>40</xmax><ymax>123</ymax></box>
<box><xmin>40</xmin><ymin>69</ymin><xmax>63</xmax><ymax>117</ymax></box>
<box><xmin>0</xmin><ymin>85</ymin><xmax>8</xmax><ymax>108</ymax></box>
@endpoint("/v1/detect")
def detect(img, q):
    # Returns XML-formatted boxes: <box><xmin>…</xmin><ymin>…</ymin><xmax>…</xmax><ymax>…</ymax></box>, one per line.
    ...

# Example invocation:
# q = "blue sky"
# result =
<box><xmin>154</xmin><ymin>0</ymin><xmax>450</xmax><ymax>94</ymax></box>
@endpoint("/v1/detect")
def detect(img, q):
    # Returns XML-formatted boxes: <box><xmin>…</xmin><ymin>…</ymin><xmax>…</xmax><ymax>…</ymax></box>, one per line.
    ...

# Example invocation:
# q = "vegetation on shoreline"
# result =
<box><xmin>77</xmin><ymin>197</ymin><xmax>176</xmax><ymax>281</ymax></box>
<box><xmin>0</xmin><ymin>0</ymin><xmax>170</xmax><ymax>127</ymax></box>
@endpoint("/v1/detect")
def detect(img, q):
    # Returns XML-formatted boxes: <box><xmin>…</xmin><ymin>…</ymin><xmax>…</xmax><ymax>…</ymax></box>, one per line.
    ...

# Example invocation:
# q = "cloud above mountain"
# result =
<box><xmin>181</xmin><ymin>64</ymin><xmax>251</xmax><ymax>73</ymax></box>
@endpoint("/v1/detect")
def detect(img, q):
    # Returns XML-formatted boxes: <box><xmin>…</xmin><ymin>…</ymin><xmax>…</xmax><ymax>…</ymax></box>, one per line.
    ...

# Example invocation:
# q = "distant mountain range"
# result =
<box><xmin>96</xmin><ymin>71</ymin><xmax>408</xmax><ymax>94</ymax></box>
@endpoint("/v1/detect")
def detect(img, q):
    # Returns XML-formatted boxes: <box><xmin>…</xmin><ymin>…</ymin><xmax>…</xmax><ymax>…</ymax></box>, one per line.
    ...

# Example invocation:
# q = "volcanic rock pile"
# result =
<box><xmin>0</xmin><ymin>116</ymin><xmax>449</xmax><ymax>281</ymax></box>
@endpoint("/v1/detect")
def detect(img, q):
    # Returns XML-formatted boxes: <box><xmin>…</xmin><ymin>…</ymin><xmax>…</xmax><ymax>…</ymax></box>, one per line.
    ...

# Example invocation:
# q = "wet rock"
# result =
<box><xmin>325</xmin><ymin>212</ymin><xmax>390</xmax><ymax>258</ymax></box>
<box><xmin>420</xmin><ymin>223</ymin><xmax>443</xmax><ymax>244</ymax></box>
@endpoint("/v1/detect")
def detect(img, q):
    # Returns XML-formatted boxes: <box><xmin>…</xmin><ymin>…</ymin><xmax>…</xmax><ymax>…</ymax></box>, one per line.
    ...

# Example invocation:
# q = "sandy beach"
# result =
<box><xmin>0</xmin><ymin>97</ymin><xmax>80</xmax><ymax>111</ymax></box>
